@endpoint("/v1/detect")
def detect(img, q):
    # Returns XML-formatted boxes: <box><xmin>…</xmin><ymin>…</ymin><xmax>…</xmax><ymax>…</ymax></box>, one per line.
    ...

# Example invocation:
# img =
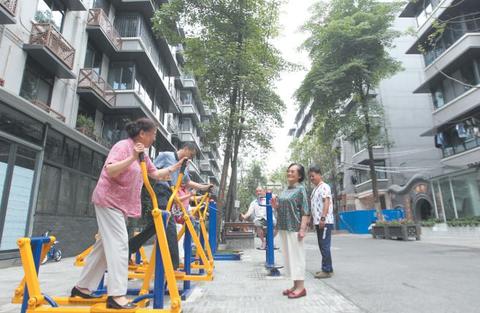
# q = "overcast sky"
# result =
<box><xmin>266</xmin><ymin>0</ymin><xmax>317</xmax><ymax>173</ymax></box>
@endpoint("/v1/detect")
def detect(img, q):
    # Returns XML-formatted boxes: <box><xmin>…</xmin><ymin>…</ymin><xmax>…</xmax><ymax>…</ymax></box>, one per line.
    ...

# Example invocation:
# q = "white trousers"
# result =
<box><xmin>77</xmin><ymin>206</ymin><xmax>128</xmax><ymax>296</ymax></box>
<box><xmin>279</xmin><ymin>230</ymin><xmax>305</xmax><ymax>281</ymax></box>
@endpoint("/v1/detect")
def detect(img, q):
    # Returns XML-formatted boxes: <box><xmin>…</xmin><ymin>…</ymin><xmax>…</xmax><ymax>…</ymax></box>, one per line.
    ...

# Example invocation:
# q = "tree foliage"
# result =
<box><xmin>296</xmin><ymin>0</ymin><xmax>402</xmax><ymax>215</ymax></box>
<box><xmin>153</xmin><ymin>0</ymin><xmax>288</xmax><ymax>222</ymax></box>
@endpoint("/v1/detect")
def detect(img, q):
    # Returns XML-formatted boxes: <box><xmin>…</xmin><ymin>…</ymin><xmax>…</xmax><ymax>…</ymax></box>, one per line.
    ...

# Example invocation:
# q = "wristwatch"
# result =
<box><xmin>320</xmin><ymin>216</ymin><xmax>326</xmax><ymax>222</ymax></box>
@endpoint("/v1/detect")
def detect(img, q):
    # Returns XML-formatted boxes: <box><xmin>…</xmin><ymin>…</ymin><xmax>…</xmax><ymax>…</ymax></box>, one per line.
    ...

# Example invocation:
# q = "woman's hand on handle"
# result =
<box><xmin>133</xmin><ymin>143</ymin><xmax>145</xmax><ymax>158</ymax></box>
<box><xmin>172</xmin><ymin>157</ymin><xmax>189</xmax><ymax>172</ymax></box>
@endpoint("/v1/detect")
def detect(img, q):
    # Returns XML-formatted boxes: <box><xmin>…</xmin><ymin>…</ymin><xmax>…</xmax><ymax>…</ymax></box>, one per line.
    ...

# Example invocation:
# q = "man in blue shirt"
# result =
<box><xmin>129</xmin><ymin>142</ymin><xmax>213</xmax><ymax>269</ymax></box>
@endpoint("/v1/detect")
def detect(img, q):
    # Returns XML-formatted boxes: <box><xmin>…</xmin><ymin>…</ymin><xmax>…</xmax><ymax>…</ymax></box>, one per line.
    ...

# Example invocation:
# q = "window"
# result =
<box><xmin>355</xmin><ymin>160</ymin><xmax>387</xmax><ymax>185</ymax></box>
<box><xmin>0</xmin><ymin>101</ymin><xmax>44</xmax><ymax>146</ymax></box>
<box><xmin>93</xmin><ymin>0</ymin><xmax>111</xmax><ymax>14</ymax></box>
<box><xmin>115</xmin><ymin>14</ymin><xmax>141</xmax><ymax>37</ymax></box>
<box><xmin>84</xmin><ymin>43</ymin><xmax>103</xmax><ymax>75</ymax></box>
<box><xmin>181</xmin><ymin>91</ymin><xmax>194</xmax><ymax>105</ymax></box>
<box><xmin>134</xmin><ymin>73</ymin><xmax>154</xmax><ymax>108</ymax></box>
<box><xmin>431</xmin><ymin>86</ymin><xmax>445</xmax><ymax>109</ymax></box>
<box><xmin>181</xmin><ymin>118</ymin><xmax>192</xmax><ymax>131</ymax></box>
<box><xmin>35</xmin><ymin>0</ymin><xmax>66</xmax><ymax>32</ymax></box>
<box><xmin>108</xmin><ymin>62</ymin><xmax>135</xmax><ymax>90</ymax></box>
<box><xmin>20</xmin><ymin>58</ymin><xmax>54</xmax><ymax>107</ymax></box>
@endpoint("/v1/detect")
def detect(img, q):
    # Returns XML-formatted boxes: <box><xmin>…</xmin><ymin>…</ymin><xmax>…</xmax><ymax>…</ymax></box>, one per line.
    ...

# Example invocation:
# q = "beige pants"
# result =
<box><xmin>279</xmin><ymin>230</ymin><xmax>305</xmax><ymax>281</ymax></box>
<box><xmin>77</xmin><ymin>206</ymin><xmax>128</xmax><ymax>296</ymax></box>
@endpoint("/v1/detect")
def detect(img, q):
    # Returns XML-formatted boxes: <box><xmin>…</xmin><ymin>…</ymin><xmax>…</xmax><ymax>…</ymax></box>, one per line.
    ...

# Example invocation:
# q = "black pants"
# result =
<box><xmin>128</xmin><ymin>184</ymin><xmax>179</xmax><ymax>269</ymax></box>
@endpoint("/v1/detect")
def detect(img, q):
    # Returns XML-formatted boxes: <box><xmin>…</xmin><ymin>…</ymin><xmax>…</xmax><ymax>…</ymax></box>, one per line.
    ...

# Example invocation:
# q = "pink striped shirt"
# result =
<box><xmin>92</xmin><ymin>138</ymin><xmax>156</xmax><ymax>218</ymax></box>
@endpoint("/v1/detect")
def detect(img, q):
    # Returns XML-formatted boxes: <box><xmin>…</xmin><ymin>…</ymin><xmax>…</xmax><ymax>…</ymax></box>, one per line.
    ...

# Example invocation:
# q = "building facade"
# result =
<box><xmin>290</xmin><ymin>13</ymin><xmax>442</xmax><ymax>221</ymax></box>
<box><xmin>400</xmin><ymin>0</ymin><xmax>480</xmax><ymax>221</ymax></box>
<box><xmin>0</xmin><ymin>0</ymin><xmax>220</xmax><ymax>260</ymax></box>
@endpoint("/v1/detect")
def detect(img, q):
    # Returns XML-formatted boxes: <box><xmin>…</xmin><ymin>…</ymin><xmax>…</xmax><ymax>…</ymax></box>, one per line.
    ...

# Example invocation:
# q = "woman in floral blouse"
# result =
<box><xmin>271</xmin><ymin>163</ymin><xmax>310</xmax><ymax>299</ymax></box>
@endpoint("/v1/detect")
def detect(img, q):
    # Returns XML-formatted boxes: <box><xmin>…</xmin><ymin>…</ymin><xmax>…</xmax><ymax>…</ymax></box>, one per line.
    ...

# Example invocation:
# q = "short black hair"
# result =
<box><xmin>308</xmin><ymin>165</ymin><xmax>322</xmax><ymax>175</ymax></box>
<box><xmin>288</xmin><ymin>163</ymin><xmax>306</xmax><ymax>183</ymax></box>
<box><xmin>181</xmin><ymin>142</ymin><xmax>197</xmax><ymax>152</ymax></box>
<box><xmin>125</xmin><ymin>118</ymin><xmax>156</xmax><ymax>138</ymax></box>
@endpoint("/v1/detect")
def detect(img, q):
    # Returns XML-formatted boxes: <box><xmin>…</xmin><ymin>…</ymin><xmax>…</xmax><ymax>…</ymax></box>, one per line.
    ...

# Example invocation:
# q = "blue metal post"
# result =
<box><xmin>135</xmin><ymin>250</ymin><xmax>141</xmax><ymax>265</ymax></box>
<box><xmin>208</xmin><ymin>201</ymin><xmax>217</xmax><ymax>255</ymax></box>
<box><xmin>21</xmin><ymin>237</ymin><xmax>50</xmax><ymax>313</ymax></box>
<box><xmin>153</xmin><ymin>211</ymin><xmax>169</xmax><ymax>309</ymax></box>
<box><xmin>183</xmin><ymin>220</ymin><xmax>192</xmax><ymax>293</ymax></box>
<box><xmin>265</xmin><ymin>192</ymin><xmax>274</xmax><ymax>267</ymax></box>
<box><xmin>198</xmin><ymin>221</ymin><xmax>205</xmax><ymax>275</ymax></box>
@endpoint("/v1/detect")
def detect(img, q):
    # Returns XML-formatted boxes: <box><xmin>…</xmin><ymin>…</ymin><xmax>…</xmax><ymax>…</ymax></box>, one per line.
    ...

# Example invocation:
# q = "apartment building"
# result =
<box><xmin>0</xmin><ymin>0</ymin><xmax>220</xmax><ymax>259</ymax></box>
<box><xmin>400</xmin><ymin>0</ymin><xmax>480</xmax><ymax>221</ymax></box>
<box><xmin>290</xmin><ymin>13</ymin><xmax>441</xmax><ymax>221</ymax></box>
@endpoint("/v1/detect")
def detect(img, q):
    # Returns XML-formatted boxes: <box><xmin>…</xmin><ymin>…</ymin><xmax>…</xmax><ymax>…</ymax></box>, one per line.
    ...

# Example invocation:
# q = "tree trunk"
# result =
<box><xmin>225</xmin><ymin>92</ymin><xmax>245</xmax><ymax>222</ymax></box>
<box><xmin>360</xmin><ymin>98</ymin><xmax>382</xmax><ymax>220</ymax></box>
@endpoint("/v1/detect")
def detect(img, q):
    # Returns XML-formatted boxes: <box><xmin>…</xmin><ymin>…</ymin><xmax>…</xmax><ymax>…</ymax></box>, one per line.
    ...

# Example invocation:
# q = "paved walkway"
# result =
<box><xmin>0</xmin><ymin>233</ymin><xmax>362</xmax><ymax>313</ymax></box>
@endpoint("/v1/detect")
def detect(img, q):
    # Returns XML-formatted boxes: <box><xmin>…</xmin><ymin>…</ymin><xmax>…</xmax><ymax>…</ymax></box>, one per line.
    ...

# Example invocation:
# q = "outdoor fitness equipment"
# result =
<box><xmin>258</xmin><ymin>191</ymin><xmax>282</xmax><ymax>276</ymax></box>
<box><xmin>11</xmin><ymin>153</ymin><xmax>183</xmax><ymax>313</ymax></box>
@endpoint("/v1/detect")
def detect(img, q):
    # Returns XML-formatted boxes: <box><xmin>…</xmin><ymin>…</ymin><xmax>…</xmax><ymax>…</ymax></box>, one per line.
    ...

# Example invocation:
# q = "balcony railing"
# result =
<box><xmin>30</xmin><ymin>99</ymin><xmax>66</xmax><ymax>122</ymax></box>
<box><xmin>87</xmin><ymin>9</ymin><xmax>121</xmax><ymax>50</ymax></box>
<box><xmin>29</xmin><ymin>23</ymin><xmax>75</xmax><ymax>69</ymax></box>
<box><xmin>78</xmin><ymin>69</ymin><xmax>116</xmax><ymax>107</ymax></box>
<box><xmin>0</xmin><ymin>0</ymin><xmax>17</xmax><ymax>16</ymax></box>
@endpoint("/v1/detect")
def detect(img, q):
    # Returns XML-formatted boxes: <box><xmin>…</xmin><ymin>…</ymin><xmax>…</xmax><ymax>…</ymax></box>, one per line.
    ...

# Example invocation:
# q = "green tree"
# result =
<box><xmin>237</xmin><ymin>160</ymin><xmax>267</xmax><ymax>215</ymax></box>
<box><xmin>296</xmin><ymin>0</ymin><xmax>402</xmax><ymax>218</ymax></box>
<box><xmin>154</xmin><ymin>0</ymin><xmax>287</xmax><ymax>223</ymax></box>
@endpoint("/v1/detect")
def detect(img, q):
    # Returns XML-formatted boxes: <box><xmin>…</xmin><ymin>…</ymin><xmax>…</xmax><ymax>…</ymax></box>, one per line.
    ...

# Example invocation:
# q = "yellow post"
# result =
<box><xmin>17</xmin><ymin>238</ymin><xmax>45</xmax><ymax>308</ymax></box>
<box><xmin>139</xmin><ymin>154</ymin><xmax>182</xmax><ymax>313</ymax></box>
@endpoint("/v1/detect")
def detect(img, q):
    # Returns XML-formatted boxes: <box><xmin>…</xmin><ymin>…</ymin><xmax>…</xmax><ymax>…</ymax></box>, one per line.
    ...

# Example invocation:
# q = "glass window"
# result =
<box><xmin>45</xmin><ymin>129</ymin><xmax>64</xmax><ymax>164</ymax></box>
<box><xmin>75</xmin><ymin>175</ymin><xmax>91</xmax><ymax>216</ymax></box>
<box><xmin>0</xmin><ymin>101</ymin><xmax>44</xmax><ymax>146</ymax></box>
<box><xmin>108</xmin><ymin>62</ymin><xmax>135</xmax><ymax>90</ymax></box>
<box><xmin>84</xmin><ymin>43</ymin><xmax>103</xmax><ymax>75</ymax></box>
<box><xmin>93</xmin><ymin>0</ymin><xmax>111</xmax><ymax>14</ymax></box>
<box><xmin>35</xmin><ymin>0</ymin><xmax>66</xmax><ymax>32</ymax></box>
<box><xmin>181</xmin><ymin>118</ymin><xmax>192</xmax><ymax>131</ymax></box>
<box><xmin>451</xmin><ymin>172</ymin><xmax>480</xmax><ymax>218</ymax></box>
<box><xmin>181</xmin><ymin>91</ymin><xmax>193</xmax><ymax>105</ymax></box>
<box><xmin>20</xmin><ymin>58</ymin><xmax>54</xmax><ymax>107</ymax></box>
<box><xmin>36</xmin><ymin>164</ymin><xmax>60</xmax><ymax>213</ymax></box>
<box><xmin>92</xmin><ymin>152</ymin><xmax>105</xmax><ymax>176</ymax></box>
<box><xmin>63</xmin><ymin>138</ymin><xmax>80</xmax><ymax>169</ymax></box>
<box><xmin>115</xmin><ymin>14</ymin><xmax>141</xmax><ymax>37</ymax></box>
<box><xmin>78</xmin><ymin>146</ymin><xmax>93</xmax><ymax>175</ymax></box>
<box><xmin>431</xmin><ymin>86</ymin><xmax>445</xmax><ymax>109</ymax></box>
<box><xmin>58</xmin><ymin>170</ymin><xmax>76</xmax><ymax>215</ymax></box>
<box><xmin>439</xmin><ymin>178</ymin><xmax>456</xmax><ymax>219</ymax></box>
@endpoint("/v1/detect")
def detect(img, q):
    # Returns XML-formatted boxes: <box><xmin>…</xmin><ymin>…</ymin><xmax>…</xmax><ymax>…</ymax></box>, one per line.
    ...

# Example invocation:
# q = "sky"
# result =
<box><xmin>267</xmin><ymin>0</ymin><xmax>317</xmax><ymax>174</ymax></box>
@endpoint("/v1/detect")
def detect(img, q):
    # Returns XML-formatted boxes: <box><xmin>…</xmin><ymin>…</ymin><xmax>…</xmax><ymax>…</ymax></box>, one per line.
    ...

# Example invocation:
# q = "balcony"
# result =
<box><xmin>400</xmin><ymin>0</ymin><xmax>453</xmax><ymax>40</ymax></box>
<box><xmin>30</xmin><ymin>99</ymin><xmax>66</xmax><ymax>122</ymax></box>
<box><xmin>182</xmin><ymin>74</ymin><xmax>197</xmax><ymax>89</ymax></box>
<box><xmin>176</xmin><ymin>44</ymin><xmax>185</xmax><ymax>64</ymax></box>
<box><xmin>114</xmin><ymin>38</ymin><xmax>178</xmax><ymax>112</ymax></box>
<box><xmin>77</xmin><ymin>69</ymin><xmax>116</xmax><ymax>110</ymax></box>
<box><xmin>111</xmin><ymin>0</ymin><xmax>164</xmax><ymax>19</ymax></box>
<box><xmin>179</xmin><ymin>103</ymin><xmax>201</xmax><ymax>124</ymax></box>
<box><xmin>23</xmin><ymin>23</ymin><xmax>76</xmax><ymax>79</ymax></box>
<box><xmin>414</xmin><ymin>34</ymin><xmax>480</xmax><ymax>93</ymax></box>
<box><xmin>86</xmin><ymin>9</ymin><xmax>121</xmax><ymax>55</ymax></box>
<box><xmin>61</xmin><ymin>0</ymin><xmax>87</xmax><ymax>10</ymax></box>
<box><xmin>178</xmin><ymin>130</ymin><xmax>201</xmax><ymax>151</ymax></box>
<box><xmin>200</xmin><ymin>160</ymin><xmax>214</xmax><ymax>175</ymax></box>
<box><xmin>188</xmin><ymin>160</ymin><xmax>202</xmax><ymax>181</ymax></box>
<box><xmin>432</xmin><ymin>87</ymin><xmax>480</xmax><ymax>128</ymax></box>
<box><xmin>0</xmin><ymin>0</ymin><xmax>17</xmax><ymax>24</ymax></box>
<box><xmin>441</xmin><ymin>145</ymin><xmax>480</xmax><ymax>168</ymax></box>
<box><xmin>352</xmin><ymin>146</ymin><xmax>385</xmax><ymax>164</ymax></box>
<box><xmin>355</xmin><ymin>179</ymin><xmax>389</xmax><ymax>195</ymax></box>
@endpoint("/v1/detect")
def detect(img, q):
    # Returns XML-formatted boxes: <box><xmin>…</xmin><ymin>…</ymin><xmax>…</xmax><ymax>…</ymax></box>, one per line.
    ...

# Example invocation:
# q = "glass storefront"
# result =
<box><xmin>434</xmin><ymin>170</ymin><xmax>480</xmax><ymax>220</ymax></box>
